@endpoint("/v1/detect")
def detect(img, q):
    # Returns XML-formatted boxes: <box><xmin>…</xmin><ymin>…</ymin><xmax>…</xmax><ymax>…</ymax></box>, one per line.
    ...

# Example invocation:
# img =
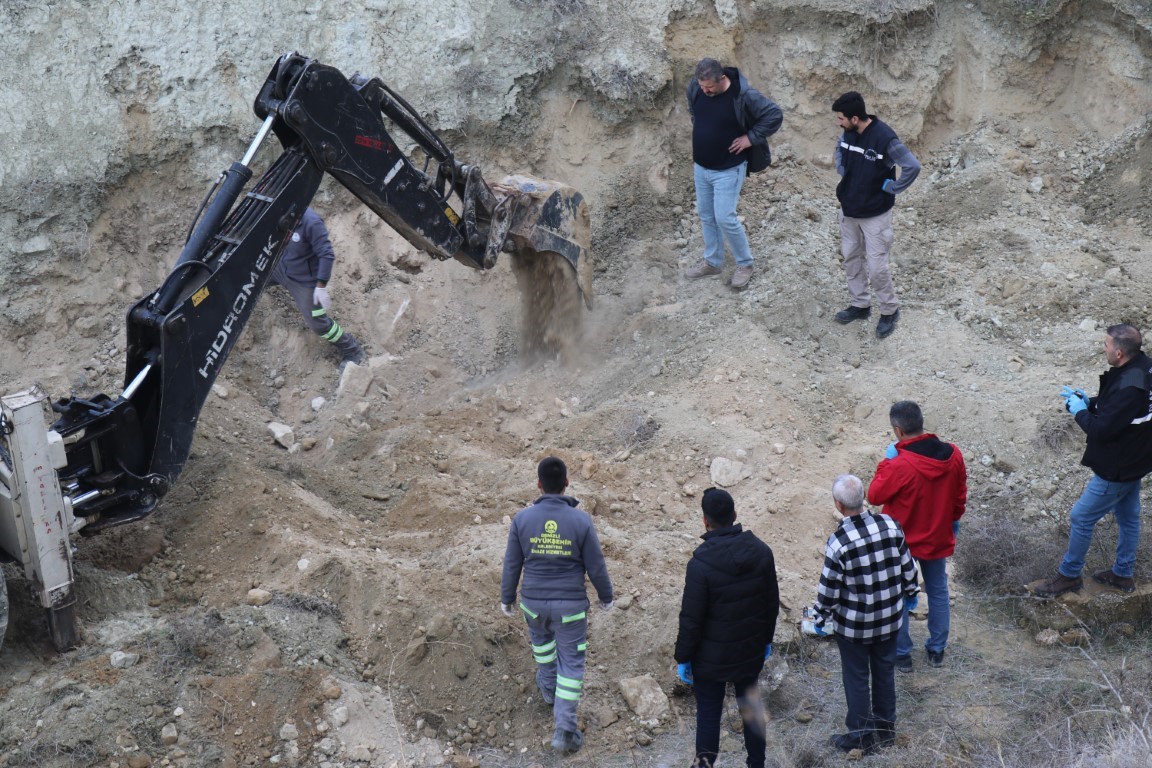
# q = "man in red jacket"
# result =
<box><xmin>867</xmin><ymin>401</ymin><xmax>967</xmax><ymax>672</ymax></box>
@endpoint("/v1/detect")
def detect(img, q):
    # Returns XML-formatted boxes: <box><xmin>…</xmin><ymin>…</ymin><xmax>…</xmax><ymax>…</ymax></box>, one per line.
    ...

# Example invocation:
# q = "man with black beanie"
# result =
<box><xmin>674</xmin><ymin>488</ymin><xmax>780</xmax><ymax>768</ymax></box>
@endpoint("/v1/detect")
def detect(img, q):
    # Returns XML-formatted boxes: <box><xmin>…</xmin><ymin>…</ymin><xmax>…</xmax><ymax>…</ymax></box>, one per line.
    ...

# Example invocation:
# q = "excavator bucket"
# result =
<box><xmin>493</xmin><ymin>175</ymin><xmax>592</xmax><ymax>362</ymax></box>
<box><xmin>495</xmin><ymin>175</ymin><xmax>593</xmax><ymax>310</ymax></box>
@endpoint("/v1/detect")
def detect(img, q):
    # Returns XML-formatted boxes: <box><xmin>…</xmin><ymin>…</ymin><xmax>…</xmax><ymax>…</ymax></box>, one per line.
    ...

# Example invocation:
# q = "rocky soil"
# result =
<box><xmin>3</xmin><ymin>1</ymin><xmax>1152</xmax><ymax>767</ymax></box>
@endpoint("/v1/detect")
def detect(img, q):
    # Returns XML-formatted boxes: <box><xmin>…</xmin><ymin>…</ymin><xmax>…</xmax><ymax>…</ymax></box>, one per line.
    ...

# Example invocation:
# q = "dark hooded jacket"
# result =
<box><xmin>674</xmin><ymin>524</ymin><xmax>779</xmax><ymax>682</ymax></box>
<box><xmin>867</xmin><ymin>433</ymin><xmax>967</xmax><ymax>560</ymax></box>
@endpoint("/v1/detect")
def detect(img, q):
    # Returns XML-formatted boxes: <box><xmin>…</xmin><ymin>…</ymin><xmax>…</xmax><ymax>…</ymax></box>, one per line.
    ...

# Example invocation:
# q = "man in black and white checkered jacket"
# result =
<box><xmin>811</xmin><ymin>474</ymin><xmax>919</xmax><ymax>755</ymax></box>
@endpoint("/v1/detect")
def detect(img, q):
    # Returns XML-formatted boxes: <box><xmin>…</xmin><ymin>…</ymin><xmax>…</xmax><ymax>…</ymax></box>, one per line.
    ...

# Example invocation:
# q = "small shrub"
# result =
<box><xmin>273</xmin><ymin>592</ymin><xmax>340</xmax><ymax>617</ymax></box>
<box><xmin>615</xmin><ymin>410</ymin><xmax>660</xmax><ymax>449</ymax></box>
<box><xmin>954</xmin><ymin>507</ymin><xmax>1065</xmax><ymax>591</ymax></box>
<box><xmin>156</xmin><ymin>609</ymin><xmax>233</xmax><ymax>672</ymax></box>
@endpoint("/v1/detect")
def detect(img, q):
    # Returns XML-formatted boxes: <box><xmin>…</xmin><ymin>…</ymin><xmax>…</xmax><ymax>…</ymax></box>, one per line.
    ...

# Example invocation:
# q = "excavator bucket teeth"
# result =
<box><xmin>496</xmin><ymin>175</ymin><xmax>593</xmax><ymax>310</ymax></box>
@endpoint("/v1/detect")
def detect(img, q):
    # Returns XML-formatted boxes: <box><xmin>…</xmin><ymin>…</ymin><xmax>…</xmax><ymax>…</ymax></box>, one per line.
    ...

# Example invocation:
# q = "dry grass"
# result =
<box><xmin>614</xmin><ymin>409</ymin><xmax>661</xmax><ymax>450</ymax></box>
<box><xmin>953</xmin><ymin>505</ymin><xmax>1067</xmax><ymax>591</ymax></box>
<box><xmin>153</xmin><ymin>608</ymin><xmax>234</xmax><ymax>673</ymax></box>
<box><xmin>272</xmin><ymin>591</ymin><xmax>341</xmax><ymax>618</ymax></box>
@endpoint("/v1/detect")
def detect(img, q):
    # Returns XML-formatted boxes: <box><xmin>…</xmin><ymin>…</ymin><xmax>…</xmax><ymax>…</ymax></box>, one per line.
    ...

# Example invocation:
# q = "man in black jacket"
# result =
<box><xmin>684</xmin><ymin>58</ymin><xmax>783</xmax><ymax>289</ymax></box>
<box><xmin>675</xmin><ymin>488</ymin><xmax>780</xmax><ymax>768</ymax></box>
<box><xmin>1036</xmin><ymin>324</ymin><xmax>1152</xmax><ymax>597</ymax></box>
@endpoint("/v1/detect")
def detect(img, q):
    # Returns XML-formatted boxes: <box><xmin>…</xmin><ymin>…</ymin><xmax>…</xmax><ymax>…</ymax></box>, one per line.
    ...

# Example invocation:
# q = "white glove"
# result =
<box><xmin>598</xmin><ymin>600</ymin><xmax>614</xmax><ymax>612</ymax></box>
<box><xmin>499</xmin><ymin>603</ymin><xmax>516</xmax><ymax>619</ymax></box>
<box><xmin>313</xmin><ymin>285</ymin><xmax>331</xmax><ymax>310</ymax></box>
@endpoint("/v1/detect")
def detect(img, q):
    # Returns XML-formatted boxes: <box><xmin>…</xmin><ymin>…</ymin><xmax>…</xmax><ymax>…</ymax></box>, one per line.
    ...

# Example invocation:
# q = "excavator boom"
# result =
<box><xmin>0</xmin><ymin>53</ymin><xmax>592</xmax><ymax>652</ymax></box>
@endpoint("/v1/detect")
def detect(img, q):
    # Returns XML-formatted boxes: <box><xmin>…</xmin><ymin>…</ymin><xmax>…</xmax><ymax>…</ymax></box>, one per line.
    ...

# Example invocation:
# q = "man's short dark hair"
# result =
<box><xmin>538</xmin><ymin>456</ymin><xmax>568</xmax><ymax>494</ymax></box>
<box><xmin>889</xmin><ymin>400</ymin><xmax>924</xmax><ymax>434</ymax></box>
<box><xmin>694</xmin><ymin>58</ymin><xmax>725</xmax><ymax>83</ymax></box>
<box><xmin>1107</xmin><ymin>324</ymin><xmax>1143</xmax><ymax>357</ymax></box>
<box><xmin>832</xmin><ymin>91</ymin><xmax>868</xmax><ymax>120</ymax></box>
<box><xmin>701</xmin><ymin>487</ymin><xmax>736</xmax><ymax>526</ymax></box>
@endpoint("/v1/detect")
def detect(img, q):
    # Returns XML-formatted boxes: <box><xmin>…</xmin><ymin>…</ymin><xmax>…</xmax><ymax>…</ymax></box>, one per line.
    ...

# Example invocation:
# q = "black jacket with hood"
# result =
<box><xmin>674</xmin><ymin>523</ymin><xmax>780</xmax><ymax>682</ymax></box>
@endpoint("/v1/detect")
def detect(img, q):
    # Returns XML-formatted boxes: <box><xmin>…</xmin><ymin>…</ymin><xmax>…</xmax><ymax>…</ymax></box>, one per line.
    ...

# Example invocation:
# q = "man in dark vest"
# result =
<box><xmin>684</xmin><ymin>58</ymin><xmax>782</xmax><ymax>289</ymax></box>
<box><xmin>1036</xmin><ymin>324</ymin><xmax>1152</xmax><ymax>597</ymax></box>
<box><xmin>831</xmin><ymin>92</ymin><xmax>921</xmax><ymax>339</ymax></box>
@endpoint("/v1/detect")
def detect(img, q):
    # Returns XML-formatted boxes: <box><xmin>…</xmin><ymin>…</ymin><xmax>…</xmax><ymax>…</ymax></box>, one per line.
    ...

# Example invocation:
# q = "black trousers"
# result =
<box><xmin>834</xmin><ymin>633</ymin><xmax>897</xmax><ymax>736</ymax></box>
<box><xmin>692</xmin><ymin>676</ymin><xmax>765</xmax><ymax>768</ymax></box>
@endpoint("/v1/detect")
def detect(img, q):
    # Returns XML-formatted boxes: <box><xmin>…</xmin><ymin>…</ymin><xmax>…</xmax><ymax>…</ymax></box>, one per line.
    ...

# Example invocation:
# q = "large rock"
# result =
<box><xmin>369</xmin><ymin>285</ymin><xmax>415</xmax><ymax>354</ymax></box>
<box><xmin>1021</xmin><ymin>578</ymin><xmax>1152</xmax><ymax>632</ymax></box>
<box><xmin>267</xmin><ymin>422</ymin><xmax>295</xmax><ymax>449</ymax></box>
<box><xmin>617</xmin><ymin>675</ymin><xmax>668</xmax><ymax>720</ymax></box>
<box><xmin>337</xmin><ymin>363</ymin><xmax>376</xmax><ymax>400</ymax></box>
<box><xmin>709</xmin><ymin>457</ymin><xmax>749</xmax><ymax>487</ymax></box>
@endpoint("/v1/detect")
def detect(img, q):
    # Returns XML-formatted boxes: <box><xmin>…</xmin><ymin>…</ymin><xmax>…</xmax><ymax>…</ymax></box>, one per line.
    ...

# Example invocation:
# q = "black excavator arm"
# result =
<box><xmin>49</xmin><ymin>53</ymin><xmax>590</xmax><ymax>533</ymax></box>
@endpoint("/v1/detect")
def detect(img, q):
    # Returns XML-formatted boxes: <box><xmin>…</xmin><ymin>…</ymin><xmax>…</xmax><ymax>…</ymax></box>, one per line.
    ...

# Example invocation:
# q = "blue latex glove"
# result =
<box><xmin>882</xmin><ymin>178</ymin><xmax>896</xmax><ymax>193</ymax></box>
<box><xmin>905</xmin><ymin>594</ymin><xmax>919</xmax><ymax>612</ymax></box>
<box><xmin>1061</xmin><ymin>386</ymin><xmax>1089</xmax><ymax>415</ymax></box>
<box><xmin>764</xmin><ymin>643</ymin><xmax>773</xmax><ymax>659</ymax></box>
<box><xmin>952</xmin><ymin>520</ymin><xmax>961</xmax><ymax>536</ymax></box>
<box><xmin>884</xmin><ymin>442</ymin><xmax>899</xmax><ymax>460</ymax></box>
<box><xmin>677</xmin><ymin>662</ymin><xmax>693</xmax><ymax>685</ymax></box>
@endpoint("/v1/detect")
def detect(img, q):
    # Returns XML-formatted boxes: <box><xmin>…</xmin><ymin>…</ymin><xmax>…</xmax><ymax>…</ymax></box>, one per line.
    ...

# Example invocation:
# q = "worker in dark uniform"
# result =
<box><xmin>273</xmin><ymin>207</ymin><xmax>366</xmax><ymax>368</ymax></box>
<box><xmin>500</xmin><ymin>456</ymin><xmax>614</xmax><ymax>755</ymax></box>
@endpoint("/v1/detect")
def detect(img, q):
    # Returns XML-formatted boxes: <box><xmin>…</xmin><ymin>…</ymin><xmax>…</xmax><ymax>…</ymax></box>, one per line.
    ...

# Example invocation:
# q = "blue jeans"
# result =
<box><xmin>897</xmin><ymin>557</ymin><xmax>948</xmax><ymax>657</ymax></box>
<box><xmin>834</xmin><ymin>634</ymin><xmax>897</xmax><ymax>736</ymax></box>
<box><xmin>692</xmin><ymin>676</ymin><xmax>765</xmax><ymax>768</ymax></box>
<box><xmin>1059</xmin><ymin>474</ymin><xmax>1142</xmax><ymax>579</ymax></box>
<box><xmin>694</xmin><ymin>162</ymin><xmax>753</xmax><ymax>268</ymax></box>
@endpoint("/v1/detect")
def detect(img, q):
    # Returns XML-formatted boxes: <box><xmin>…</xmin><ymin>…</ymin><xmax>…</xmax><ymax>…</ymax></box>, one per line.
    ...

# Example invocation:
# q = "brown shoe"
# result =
<box><xmin>730</xmin><ymin>265</ymin><xmax>754</xmax><ymax>288</ymax></box>
<box><xmin>685</xmin><ymin>259</ymin><xmax>722</xmax><ymax>279</ymax></box>
<box><xmin>1034</xmin><ymin>572</ymin><xmax>1083</xmax><ymax>598</ymax></box>
<box><xmin>1092</xmin><ymin>569</ymin><xmax>1136</xmax><ymax>593</ymax></box>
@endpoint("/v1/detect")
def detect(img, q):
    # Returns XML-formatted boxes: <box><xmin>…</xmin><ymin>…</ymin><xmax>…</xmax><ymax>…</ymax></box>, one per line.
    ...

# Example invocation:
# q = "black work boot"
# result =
<box><xmin>876</xmin><ymin>309</ymin><xmax>900</xmax><ymax>338</ymax></box>
<box><xmin>875</xmin><ymin>720</ymin><xmax>896</xmax><ymax>748</ymax></box>
<box><xmin>835</xmin><ymin>305</ymin><xmax>871</xmax><ymax>324</ymax></box>
<box><xmin>550</xmin><ymin>728</ymin><xmax>583</xmax><ymax>754</ymax></box>
<box><xmin>333</xmin><ymin>332</ymin><xmax>366</xmax><ymax>369</ymax></box>
<box><xmin>831</xmin><ymin>731</ymin><xmax>875</xmax><ymax>754</ymax></box>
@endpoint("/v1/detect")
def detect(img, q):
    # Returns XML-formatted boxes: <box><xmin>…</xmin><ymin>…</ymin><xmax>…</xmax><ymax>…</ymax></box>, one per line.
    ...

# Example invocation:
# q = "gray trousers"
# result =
<box><xmin>521</xmin><ymin>598</ymin><xmax>588</xmax><ymax>732</ymax></box>
<box><xmin>272</xmin><ymin>269</ymin><xmax>348</xmax><ymax>344</ymax></box>
<box><xmin>839</xmin><ymin>208</ymin><xmax>899</xmax><ymax>315</ymax></box>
